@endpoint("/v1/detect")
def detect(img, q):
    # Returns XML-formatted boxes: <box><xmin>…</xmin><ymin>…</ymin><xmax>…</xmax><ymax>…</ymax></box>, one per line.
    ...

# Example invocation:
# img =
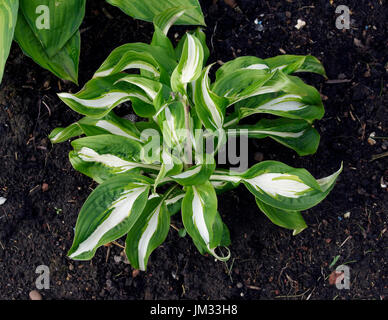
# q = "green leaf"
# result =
<box><xmin>125</xmin><ymin>195</ymin><xmax>170</xmax><ymax>271</ymax></box>
<box><xmin>155</xmin><ymin>101</ymin><xmax>186</xmax><ymax>148</ymax></box>
<box><xmin>255</xmin><ymin>198</ymin><xmax>307</xmax><ymax>235</ymax></box>
<box><xmin>78</xmin><ymin>112</ymin><xmax>141</xmax><ymax>141</ymax></box>
<box><xmin>68</xmin><ymin>173</ymin><xmax>152</xmax><ymax>260</ymax></box>
<box><xmin>70</xmin><ymin>134</ymin><xmax>159</xmax><ymax>183</ymax></box>
<box><xmin>175</xmin><ymin>28</ymin><xmax>209</xmax><ymax>65</ymax></box>
<box><xmin>171</xmin><ymin>33</ymin><xmax>204</xmax><ymax>94</ymax></box>
<box><xmin>14</xmin><ymin>11</ymin><xmax>80</xmax><ymax>84</ymax></box>
<box><xmin>94</xmin><ymin>43</ymin><xmax>177</xmax><ymax>78</ymax></box>
<box><xmin>233</xmin><ymin>72</ymin><xmax>325</xmax><ymax>123</ymax></box>
<box><xmin>57</xmin><ymin>74</ymin><xmax>156</xmax><ymax>118</ymax></box>
<box><xmin>228</xmin><ymin>118</ymin><xmax>320</xmax><ymax>156</ymax></box>
<box><xmin>49</xmin><ymin>122</ymin><xmax>83</xmax><ymax>144</ymax></box>
<box><xmin>171</xmin><ymin>163</ymin><xmax>216</xmax><ymax>186</ymax></box>
<box><xmin>215</xmin><ymin>56</ymin><xmax>269</xmax><ymax>82</ymax></box>
<box><xmin>106</xmin><ymin>0</ymin><xmax>205</xmax><ymax>26</ymax></box>
<box><xmin>19</xmin><ymin>0</ymin><xmax>86</xmax><ymax>57</ymax></box>
<box><xmin>265</xmin><ymin>54</ymin><xmax>327</xmax><ymax>78</ymax></box>
<box><xmin>182</xmin><ymin>182</ymin><xmax>230</xmax><ymax>260</ymax></box>
<box><xmin>210</xmin><ymin>161</ymin><xmax>342</xmax><ymax>211</ymax></box>
<box><xmin>242</xmin><ymin>161</ymin><xmax>342</xmax><ymax>211</ymax></box>
<box><xmin>194</xmin><ymin>64</ymin><xmax>228</xmax><ymax>131</ymax></box>
<box><xmin>49</xmin><ymin>112</ymin><xmax>141</xmax><ymax>144</ymax></box>
<box><xmin>0</xmin><ymin>0</ymin><xmax>18</xmax><ymax>83</ymax></box>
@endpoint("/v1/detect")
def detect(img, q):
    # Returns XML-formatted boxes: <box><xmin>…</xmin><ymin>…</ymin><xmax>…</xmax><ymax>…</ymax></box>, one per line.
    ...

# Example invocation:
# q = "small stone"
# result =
<box><xmin>29</xmin><ymin>290</ymin><xmax>42</xmax><ymax>300</ymax></box>
<box><xmin>0</xmin><ymin>197</ymin><xmax>6</xmax><ymax>205</ymax></box>
<box><xmin>254</xmin><ymin>152</ymin><xmax>264</xmax><ymax>162</ymax></box>
<box><xmin>344</xmin><ymin>212</ymin><xmax>351</xmax><ymax>219</ymax></box>
<box><xmin>367</xmin><ymin>138</ymin><xmax>376</xmax><ymax>145</ymax></box>
<box><xmin>69</xmin><ymin>264</ymin><xmax>74</xmax><ymax>271</ymax></box>
<box><xmin>236</xmin><ymin>282</ymin><xmax>243</xmax><ymax>289</ymax></box>
<box><xmin>42</xmin><ymin>183</ymin><xmax>49</xmax><ymax>192</ymax></box>
<box><xmin>295</xmin><ymin>19</ymin><xmax>306</xmax><ymax>30</ymax></box>
<box><xmin>114</xmin><ymin>255</ymin><xmax>122</xmax><ymax>263</ymax></box>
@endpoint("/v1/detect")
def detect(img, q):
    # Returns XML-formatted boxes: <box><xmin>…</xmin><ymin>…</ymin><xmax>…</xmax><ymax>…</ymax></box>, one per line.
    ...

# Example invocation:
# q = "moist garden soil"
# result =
<box><xmin>0</xmin><ymin>0</ymin><xmax>387</xmax><ymax>300</ymax></box>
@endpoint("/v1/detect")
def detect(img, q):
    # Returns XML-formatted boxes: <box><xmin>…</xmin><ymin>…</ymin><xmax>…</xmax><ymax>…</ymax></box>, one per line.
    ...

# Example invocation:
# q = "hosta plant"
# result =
<box><xmin>50</xmin><ymin>7</ymin><xmax>341</xmax><ymax>271</ymax></box>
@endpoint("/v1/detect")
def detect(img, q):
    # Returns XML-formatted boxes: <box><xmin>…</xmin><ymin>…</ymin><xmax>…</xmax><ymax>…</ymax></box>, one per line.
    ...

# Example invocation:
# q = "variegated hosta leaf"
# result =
<box><xmin>210</xmin><ymin>172</ymin><xmax>240</xmax><ymax>194</ymax></box>
<box><xmin>49</xmin><ymin>122</ymin><xmax>83</xmax><ymax>144</ymax></box>
<box><xmin>171</xmin><ymin>33</ymin><xmax>204</xmax><ymax>94</ymax></box>
<box><xmin>57</xmin><ymin>74</ymin><xmax>146</xmax><ymax>117</ymax></box>
<box><xmin>182</xmin><ymin>182</ymin><xmax>230</xmax><ymax>260</ymax></box>
<box><xmin>215</xmin><ymin>56</ymin><xmax>270</xmax><ymax>82</ymax></box>
<box><xmin>175</xmin><ymin>28</ymin><xmax>210</xmax><ymax>65</ymax></box>
<box><xmin>255</xmin><ymin>198</ymin><xmax>307</xmax><ymax>235</ymax></box>
<box><xmin>228</xmin><ymin>118</ymin><xmax>320</xmax><ymax>156</ymax></box>
<box><xmin>171</xmin><ymin>163</ymin><xmax>216</xmax><ymax>186</ymax></box>
<box><xmin>106</xmin><ymin>0</ymin><xmax>205</xmax><ymax>26</ymax></box>
<box><xmin>125</xmin><ymin>195</ymin><xmax>170</xmax><ymax>271</ymax></box>
<box><xmin>68</xmin><ymin>173</ymin><xmax>152</xmax><ymax>260</ymax></box>
<box><xmin>210</xmin><ymin>161</ymin><xmax>342</xmax><ymax>211</ymax></box>
<box><xmin>165</xmin><ymin>188</ymin><xmax>185</xmax><ymax>216</ymax></box>
<box><xmin>0</xmin><ymin>0</ymin><xmax>18</xmax><ymax>83</ymax></box>
<box><xmin>49</xmin><ymin>111</ymin><xmax>141</xmax><ymax>144</ymax></box>
<box><xmin>154</xmin><ymin>148</ymin><xmax>183</xmax><ymax>191</ymax></box>
<box><xmin>70</xmin><ymin>134</ymin><xmax>159</xmax><ymax>183</ymax></box>
<box><xmin>265</xmin><ymin>55</ymin><xmax>326</xmax><ymax>78</ymax></box>
<box><xmin>212</xmin><ymin>68</ymin><xmax>274</xmax><ymax>105</ymax></box>
<box><xmin>233</xmin><ymin>72</ymin><xmax>325</xmax><ymax>123</ymax></box>
<box><xmin>109</xmin><ymin>50</ymin><xmax>162</xmax><ymax>80</ymax></box>
<box><xmin>155</xmin><ymin>101</ymin><xmax>186</xmax><ymax>148</ymax></box>
<box><xmin>93</xmin><ymin>42</ymin><xmax>177</xmax><ymax>78</ymax></box>
<box><xmin>153</xmin><ymin>7</ymin><xmax>188</xmax><ymax>36</ymax></box>
<box><xmin>151</xmin><ymin>7</ymin><xmax>189</xmax><ymax>58</ymax></box>
<box><xmin>194</xmin><ymin>64</ymin><xmax>228</xmax><ymax>131</ymax></box>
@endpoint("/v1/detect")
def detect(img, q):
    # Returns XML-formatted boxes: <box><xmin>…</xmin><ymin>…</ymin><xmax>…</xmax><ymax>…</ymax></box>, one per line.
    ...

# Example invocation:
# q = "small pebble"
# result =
<box><xmin>295</xmin><ymin>19</ymin><xmax>306</xmax><ymax>30</ymax></box>
<box><xmin>344</xmin><ymin>212</ymin><xmax>351</xmax><ymax>219</ymax></box>
<box><xmin>29</xmin><ymin>290</ymin><xmax>42</xmax><ymax>300</ymax></box>
<box><xmin>0</xmin><ymin>197</ymin><xmax>6</xmax><ymax>205</ymax></box>
<box><xmin>114</xmin><ymin>255</ymin><xmax>122</xmax><ymax>263</ymax></box>
<box><xmin>236</xmin><ymin>282</ymin><xmax>243</xmax><ymax>289</ymax></box>
<box><xmin>367</xmin><ymin>138</ymin><xmax>376</xmax><ymax>145</ymax></box>
<box><xmin>42</xmin><ymin>183</ymin><xmax>49</xmax><ymax>192</ymax></box>
<box><xmin>254</xmin><ymin>152</ymin><xmax>264</xmax><ymax>162</ymax></box>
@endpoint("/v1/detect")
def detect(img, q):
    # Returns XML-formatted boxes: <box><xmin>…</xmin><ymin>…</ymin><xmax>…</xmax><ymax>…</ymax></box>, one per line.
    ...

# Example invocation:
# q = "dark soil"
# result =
<box><xmin>0</xmin><ymin>0</ymin><xmax>387</xmax><ymax>300</ymax></box>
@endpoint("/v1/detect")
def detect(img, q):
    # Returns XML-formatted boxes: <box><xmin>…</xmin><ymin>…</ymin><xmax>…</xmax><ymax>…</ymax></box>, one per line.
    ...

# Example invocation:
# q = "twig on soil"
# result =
<box><xmin>370</xmin><ymin>151</ymin><xmax>388</xmax><ymax>161</ymax></box>
<box><xmin>112</xmin><ymin>241</ymin><xmax>125</xmax><ymax>249</ymax></box>
<box><xmin>326</xmin><ymin>79</ymin><xmax>352</xmax><ymax>84</ymax></box>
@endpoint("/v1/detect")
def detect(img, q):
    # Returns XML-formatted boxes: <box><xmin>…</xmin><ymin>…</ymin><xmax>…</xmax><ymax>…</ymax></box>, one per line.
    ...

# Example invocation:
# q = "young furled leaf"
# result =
<box><xmin>171</xmin><ymin>33</ymin><xmax>204</xmax><ymax>94</ymax></box>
